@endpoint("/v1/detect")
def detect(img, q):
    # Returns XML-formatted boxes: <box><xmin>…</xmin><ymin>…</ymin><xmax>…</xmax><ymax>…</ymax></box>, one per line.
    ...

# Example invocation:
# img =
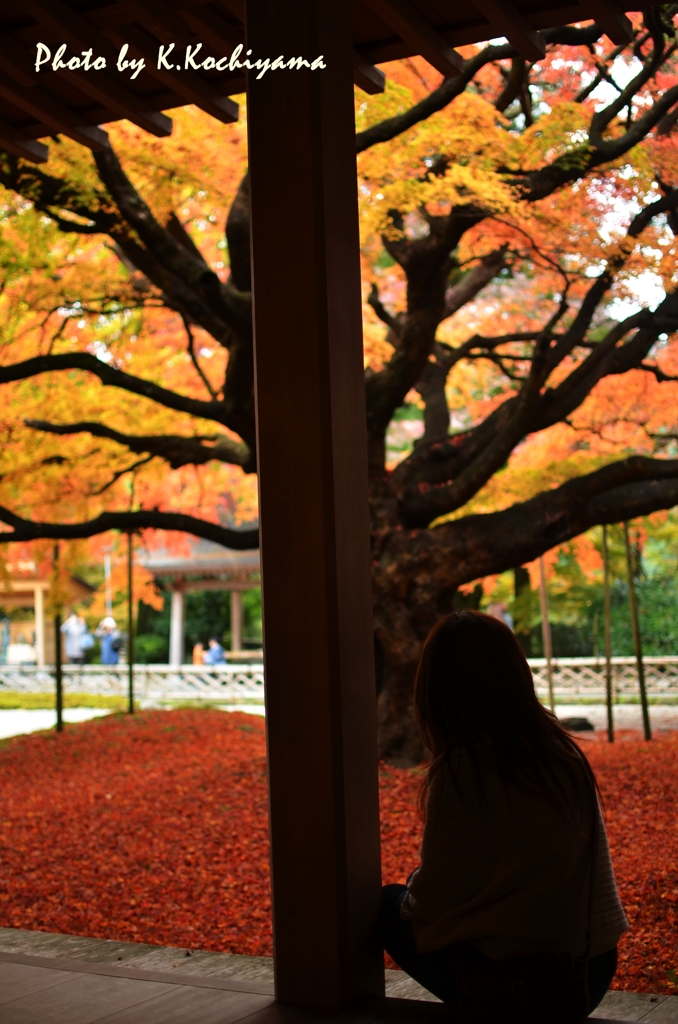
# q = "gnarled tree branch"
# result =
<box><xmin>0</xmin><ymin>354</ymin><xmax>228</xmax><ymax>426</ymax></box>
<box><xmin>24</xmin><ymin>419</ymin><xmax>252</xmax><ymax>470</ymax></box>
<box><xmin>443</xmin><ymin>248</ymin><xmax>508</xmax><ymax>319</ymax></box>
<box><xmin>381</xmin><ymin>456</ymin><xmax>678</xmax><ymax>596</ymax></box>
<box><xmin>0</xmin><ymin>506</ymin><xmax>259</xmax><ymax>549</ymax></box>
<box><xmin>355</xmin><ymin>25</ymin><xmax>603</xmax><ymax>154</ymax></box>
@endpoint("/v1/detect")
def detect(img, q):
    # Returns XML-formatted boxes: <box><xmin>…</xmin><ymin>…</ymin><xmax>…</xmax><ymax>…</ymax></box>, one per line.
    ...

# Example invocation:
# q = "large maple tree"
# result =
<box><xmin>3</xmin><ymin>10</ymin><xmax>678</xmax><ymax>759</ymax></box>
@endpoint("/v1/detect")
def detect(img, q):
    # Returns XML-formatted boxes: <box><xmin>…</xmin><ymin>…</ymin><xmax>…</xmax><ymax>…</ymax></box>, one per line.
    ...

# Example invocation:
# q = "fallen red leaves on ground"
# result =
<box><xmin>0</xmin><ymin>710</ymin><xmax>271</xmax><ymax>955</ymax></box>
<box><xmin>379</xmin><ymin>729</ymin><xmax>678</xmax><ymax>995</ymax></box>
<box><xmin>0</xmin><ymin>710</ymin><xmax>676</xmax><ymax>994</ymax></box>
<box><xmin>585</xmin><ymin>730</ymin><xmax>678</xmax><ymax>996</ymax></box>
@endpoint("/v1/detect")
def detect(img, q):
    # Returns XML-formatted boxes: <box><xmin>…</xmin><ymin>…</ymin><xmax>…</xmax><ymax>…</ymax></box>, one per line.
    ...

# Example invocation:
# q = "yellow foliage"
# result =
<box><xmin>511</xmin><ymin>103</ymin><xmax>591</xmax><ymax>172</ymax></box>
<box><xmin>358</xmin><ymin>91</ymin><xmax>516</xmax><ymax>241</ymax></box>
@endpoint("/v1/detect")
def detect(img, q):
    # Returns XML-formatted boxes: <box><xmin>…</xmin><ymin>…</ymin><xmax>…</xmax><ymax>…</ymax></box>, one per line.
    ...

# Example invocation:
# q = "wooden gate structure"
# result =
<box><xmin>0</xmin><ymin>0</ymin><xmax>666</xmax><ymax>1014</ymax></box>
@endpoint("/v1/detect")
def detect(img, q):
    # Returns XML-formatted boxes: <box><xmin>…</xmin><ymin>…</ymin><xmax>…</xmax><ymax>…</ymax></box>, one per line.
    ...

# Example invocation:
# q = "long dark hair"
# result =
<box><xmin>415</xmin><ymin>611</ymin><xmax>599</xmax><ymax>817</ymax></box>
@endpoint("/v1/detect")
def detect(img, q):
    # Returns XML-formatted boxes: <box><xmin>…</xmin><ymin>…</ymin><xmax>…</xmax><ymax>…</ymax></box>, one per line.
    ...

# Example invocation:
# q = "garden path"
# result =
<box><xmin>556</xmin><ymin>706</ymin><xmax>678</xmax><ymax>734</ymax></box>
<box><xmin>0</xmin><ymin>703</ymin><xmax>675</xmax><ymax>743</ymax></box>
<box><xmin>0</xmin><ymin>709</ymin><xmax>111</xmax><ymax>740</ymax></box>
<box><xmin>0</xmin><ymin>704</ymin><xmax>266</xmax><ymax>740</ymax></box>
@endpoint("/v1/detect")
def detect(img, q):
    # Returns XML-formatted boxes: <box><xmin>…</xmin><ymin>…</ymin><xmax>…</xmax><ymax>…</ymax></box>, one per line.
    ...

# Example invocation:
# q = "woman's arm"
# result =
<box><xmin>404</xmin><ymin>759</ymin><xmax>503</xmax><ymax>920</ymax></box>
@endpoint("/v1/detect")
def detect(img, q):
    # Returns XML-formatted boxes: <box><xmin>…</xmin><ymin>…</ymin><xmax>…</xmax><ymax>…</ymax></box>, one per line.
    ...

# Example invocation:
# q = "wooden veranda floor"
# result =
<box><xmin>0</xmin><ymin>929</ymin><xmax>676</xmax><ymax>1024</ymax></box>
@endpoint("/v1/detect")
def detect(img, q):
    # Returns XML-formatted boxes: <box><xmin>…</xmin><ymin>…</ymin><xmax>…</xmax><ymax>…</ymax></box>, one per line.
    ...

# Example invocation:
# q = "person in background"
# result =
<box><xmin>60</xmin><ymin>611</ymin><xmax>88</xmax><ymax>665</ymax></box>
<box><xmin>96</xmin><ymin>616</ymin><xmax>121</xmax><ymax>665</ymax></box>
<box><xmin>192</xmin><ymin>642</ymin><xmax>205</xmax><ymax>665</ymax></box>
<box><xmin>203</xmin><ymin>636</ymin><xmax>227</xmax><ymax>665</ymax></box>
<box><xmin>486</xmin><ymin>600</ymin><xmax>514</xmax><ymax>631</ymax></box>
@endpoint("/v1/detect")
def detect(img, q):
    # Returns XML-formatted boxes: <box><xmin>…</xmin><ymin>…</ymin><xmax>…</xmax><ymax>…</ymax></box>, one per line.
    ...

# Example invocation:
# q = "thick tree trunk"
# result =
<box><xmin>376</xmin><ymin>657</ymin><xmax>425</xmax><ymax>767</ymax></box>
<box><xmin>371</xmin><ymin>522</ymin><xmax>455</xmax><ymax>764</ymax></box>
<box><xmin>513</xmin><ymin>566</ymin><xmax>533</xmax><ymax>656</ymax></box>
<box><xmin>371</xmin><ymin>460</ymin><xmax>678</xmax><ymax>762</ymax></box>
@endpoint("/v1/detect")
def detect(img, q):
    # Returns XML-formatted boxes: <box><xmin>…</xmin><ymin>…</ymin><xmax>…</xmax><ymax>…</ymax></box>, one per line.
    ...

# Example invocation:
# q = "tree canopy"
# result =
<box><xmin>3</xmin><ymin>8</ymin><xmax>678</xmax><ymax>758</ymax></box>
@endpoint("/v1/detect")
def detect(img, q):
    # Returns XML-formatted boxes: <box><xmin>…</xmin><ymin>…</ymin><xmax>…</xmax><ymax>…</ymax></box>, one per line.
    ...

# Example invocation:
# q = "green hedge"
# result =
<box><xmin>0</xmin><ymin>692</ymin><xmax>128</xmax><ymax>710</ymax></box>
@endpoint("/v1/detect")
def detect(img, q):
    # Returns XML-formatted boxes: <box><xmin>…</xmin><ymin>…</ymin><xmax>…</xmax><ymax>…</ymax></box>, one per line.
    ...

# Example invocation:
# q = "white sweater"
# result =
<box><xmin>400</xmin><ymin>750</ymin><xmax>628</xmax><ymax>960</ymax></box>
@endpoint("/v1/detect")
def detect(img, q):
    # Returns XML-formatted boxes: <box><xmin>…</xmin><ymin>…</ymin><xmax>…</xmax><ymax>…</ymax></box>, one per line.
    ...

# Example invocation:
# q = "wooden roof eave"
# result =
<box><xmin>0</xmin><ymin>0</ymin><xmax>667</xmax><ymax>164</ymax></box>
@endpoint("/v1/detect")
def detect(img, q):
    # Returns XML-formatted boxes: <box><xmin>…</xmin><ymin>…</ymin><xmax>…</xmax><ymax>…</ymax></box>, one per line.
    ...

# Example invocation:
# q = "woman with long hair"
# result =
<box><xmin>380</xmin><ymin>611</ymin><xmax>627</xmax><ymax>1022</ymax></box>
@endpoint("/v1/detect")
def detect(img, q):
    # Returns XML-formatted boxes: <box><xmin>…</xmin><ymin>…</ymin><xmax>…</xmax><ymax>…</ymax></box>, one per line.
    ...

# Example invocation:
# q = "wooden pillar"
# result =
<box><xmin>169</xmin><ymin>586</ymin><xmax>185</xmax><ymax>667</ymax></box>
<box><xmin>602</xmin><ymin>525</ymin><xmax>614</xmax><ymax>743</ymax></box>
<box><xmin>53</xmin><ymin>544</ymin><xmax>63</xmax><ymax>733</ymax></box>
<box><xmin>538</xmin><ymin>556</ymin><xmax>554</xmax><ymax>711</ymax></box>
<box><xmin>246</xmin><ymin>0</ymin><xmax>383</xmax><ymax>1008</ymax></box>
<box><xmin>33</xmin><ymin>585</ymin><xmax>46</xmax><ymax>668</ymax></box>
<box><xmin>230</xmin><ymin>590</ymin><xmax>243</xmax><ymax>653</ymax></box>
<box><xmin>127</xmin><ymin>532</ymin><xmax>135</xmax><ymax>714</ymax></box>
<box><xmin>623</xmin><ymin>521</ymin><xmax>651</xmax><ymax>740</ymax></box>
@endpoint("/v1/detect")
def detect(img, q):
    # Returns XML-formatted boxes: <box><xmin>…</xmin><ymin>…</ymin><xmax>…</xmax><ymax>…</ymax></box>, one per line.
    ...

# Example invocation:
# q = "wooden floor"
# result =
<box><xmin>0</xmin><ymin>929</ymin><xmax>676</xmax><ymax>1024</ymax></box>
<box><xmin>0</xmin><ymin>952</ymin><xmax>275</xmax><ymax>1024</ymax></box>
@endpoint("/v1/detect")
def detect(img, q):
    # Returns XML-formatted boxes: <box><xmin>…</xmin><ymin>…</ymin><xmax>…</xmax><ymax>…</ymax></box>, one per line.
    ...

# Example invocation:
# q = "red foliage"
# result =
<box><xmin>0</xmin><ymin>710</ymin><xmax>271</xmax><ymax>955</ymax></box>
<box><xmin>0</xmin><ymin>711</ymin><xmax>676</xmax><ymax>994</ymax></box>
<box><xmin>585</xmin><ymin>731</ymin><xmax>678</xmax><ymax>995</ymax></box>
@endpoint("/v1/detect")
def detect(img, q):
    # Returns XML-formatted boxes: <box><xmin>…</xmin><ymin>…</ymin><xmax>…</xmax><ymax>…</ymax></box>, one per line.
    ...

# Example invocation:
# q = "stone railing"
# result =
<box><xmin>527</xmin><ymin>656</ymin><xmax>678</xmax><ymax>702</ymax></box>
<box><xmin>1</xmin><ymin>657</ymin><xmax>677</xmax><ymax>705</ymax></box>
<box><xmin>0</xmin><ymin>663</ymin><xmax>265</xmax><ymax>704</ymax></box>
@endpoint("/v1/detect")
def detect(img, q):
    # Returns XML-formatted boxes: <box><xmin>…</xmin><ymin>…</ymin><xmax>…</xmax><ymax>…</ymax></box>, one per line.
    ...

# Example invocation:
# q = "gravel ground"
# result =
<box><xmin>0</xmin><ymin>708</ymin><xmax>114</xmax><ymax>740</ymax></box>
<box><xmin>556</xmin><ymin>704</ymin><xmax>678</xmax><ymax>735</ymax></box>
<box><xmin>1</xmin><ymin>702</ymin><xmax>675</xmax><ymax>742</ymax></box>
<box><xmin>0</xmin><ymin>704</ymin><xmax>268</xmax><ymax>740</ymax></box>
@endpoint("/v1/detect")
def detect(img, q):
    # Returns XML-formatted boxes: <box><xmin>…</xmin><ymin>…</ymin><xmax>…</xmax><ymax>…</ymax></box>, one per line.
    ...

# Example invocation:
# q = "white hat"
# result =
<box><xmin>101</xmin><ymin>616</ymin><xmax>117</xmax><ymax>628</ymax></box>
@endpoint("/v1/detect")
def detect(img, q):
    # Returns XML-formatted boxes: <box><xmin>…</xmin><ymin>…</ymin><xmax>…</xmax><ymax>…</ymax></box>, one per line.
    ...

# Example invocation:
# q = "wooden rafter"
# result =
<box><xmin>0</xmin><ymin>0</ymin><xmax>666</xmax><ymax>164</ymax></box>
<box><xmin>471</xmin><ymin>0</ymin><xmax>546</xmax><ymax>61</ymax></box>
<box><xmin>219</xmin><ymin>0</ymin><xmax>245</xmax><ymax>21</ymax></box>
<box><xmin>181</xmin><ymin>5</ymin><xmax>245</xmax><ymax>52</ymax></box>
<box><xmin>364</xmin><ymin>0</ymin><xmax>464</xmax><ymax>77</ymax></box>
<box><xmin>0</xmin><ymin>34</ymin><xmax>35</xmax><ymax>89</ymax></box>
<box><xmin>103</xmin><ymin>23</ymin><xmax>239</xmax><ymax>124</ymax></box>
<box><xmin>21</xmin><ymin>0</ymin><xmax>173</xmax><ymax>136</ymax></box>
<box><xmin>353</xmin><ymin>49</ymin><xmax>386</xmax><ymax>94</ymax></box>
<box><xmin>581</xmin><ymin>0</ymin><xmax>634</xmax><ymax>44</ymax></box>
<box><xmin>125</xmin><ymin>0</ymin><xmax>191</xmax><ymax>46</ymax></box>
<box><xmin>0</xmin><ymin>69</ymin><xmax>110</xmax><ymax>150</ymax></box>
<box><xmin>0</xmin><ymin>120</ymin><xmax>48</xmax><ymax>163</ymax></box>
